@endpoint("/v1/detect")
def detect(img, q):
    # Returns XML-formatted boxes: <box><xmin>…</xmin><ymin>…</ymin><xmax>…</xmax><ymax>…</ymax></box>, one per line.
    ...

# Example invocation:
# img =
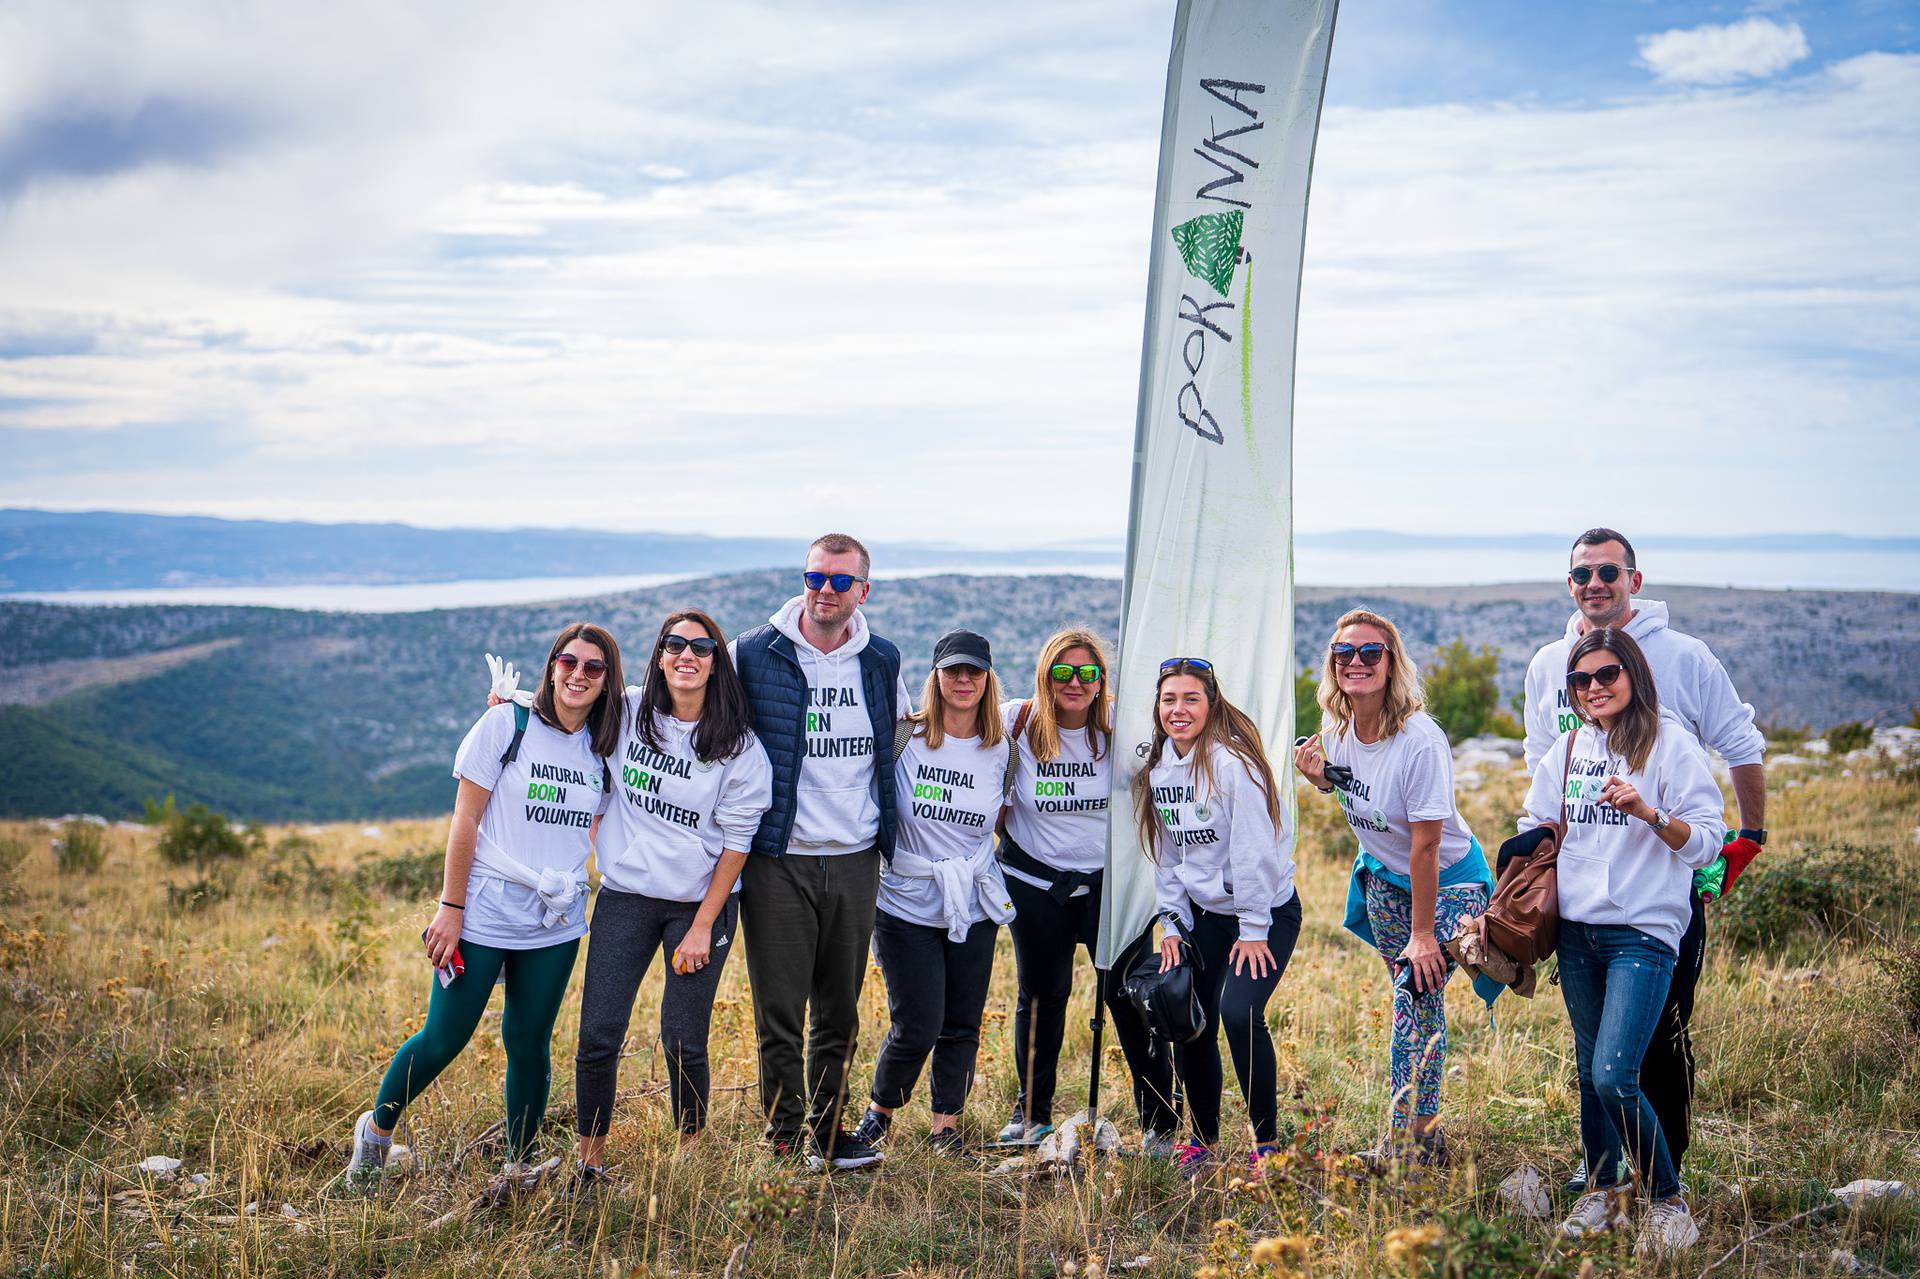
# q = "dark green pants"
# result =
<box><xmin>372</xmin><ymin>937</ymin><xmax>579</xmax><ymax>1161</ymax></box>
<box><xmin>740</xmin><ymin>849</ymin><xmax>878</xmax><ymax>1143</ymax></box>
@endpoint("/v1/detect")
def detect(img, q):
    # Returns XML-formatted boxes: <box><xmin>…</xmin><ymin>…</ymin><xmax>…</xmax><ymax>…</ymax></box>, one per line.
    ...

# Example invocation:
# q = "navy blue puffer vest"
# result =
<box><xmin>734</xmin><ymin>622</ymin><xmax>901</xmax><ymax>858</ymax></box>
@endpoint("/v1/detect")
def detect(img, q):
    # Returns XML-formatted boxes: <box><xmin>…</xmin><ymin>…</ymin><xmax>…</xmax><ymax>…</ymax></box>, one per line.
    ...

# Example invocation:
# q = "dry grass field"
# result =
<box><xmin>1</xmin><ymin>749</ymin><xmax>1916</xmax><ymax>1277</ymax></box>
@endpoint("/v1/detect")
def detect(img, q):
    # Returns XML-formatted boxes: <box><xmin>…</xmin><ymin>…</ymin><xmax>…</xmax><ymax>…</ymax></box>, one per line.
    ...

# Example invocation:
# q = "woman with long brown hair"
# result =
<box><xmin>993</xmin><ymin>628</ymin><xmax>1177</xmax><ymax>1150</ymax></box>
<box><xmin>345</xmin><ymin>622</ymin><xmax>624</xmax><ymax>1193</ymax></box>
<box><xmin>1131</xmin><ymin>657</ymin><xmax>1298</xmax><ymax>1177</ymax></box>
<box><xmin>1528</xmin><ymin>628</ymin><xmax>1723</xmax><ymax>1257</ymax></box>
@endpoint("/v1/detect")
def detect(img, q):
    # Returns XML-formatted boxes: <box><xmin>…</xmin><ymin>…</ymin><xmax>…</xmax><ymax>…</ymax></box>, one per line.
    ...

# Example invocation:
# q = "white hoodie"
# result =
<box><xmin>1522</xmin><ymin>599</ymin><xmax>1765</xmax><ymax>772</ymax></box>
<box><xmin>1148</xmin><ymin>739</ymin><xmax>1296</xmax><ymax>941</ymax></box>
<box><xmin>763</xmin><ymin>597</ymin><xmax>913</xmax><ymax>856</ymax></box>
<box><xmin>1520</xmin><ymin>721</ymin><xmax>1726</xmax><ymax>952</ymax></box>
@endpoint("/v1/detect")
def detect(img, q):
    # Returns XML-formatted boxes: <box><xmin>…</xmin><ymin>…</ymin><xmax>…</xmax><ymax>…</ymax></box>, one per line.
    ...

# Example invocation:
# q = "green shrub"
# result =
<box><xmin>1826</xmin><ymin>720</ymin><xmax>1874</xmax><ymax>754</ymax></box>
<box><xmin>155</xmin><ymin>803</ymin><xmax>261</xmax><ymax>869</ymax></box>
<box><xmin>0</xmin><ymin>834</ymin><xmax>32</xmax><ymax>877</ymax></box>
<box><xmin>1424</xmin><ymin>638</ymin><xmax>1500</xmax><ymax>744</ymax></box>
<box><xmin>165</xmin><ymin>875</ymin><xmax>234</xmax><ymax>912</ymax></box>
<box><xmin>1295</xmin><ymin>667</ymin><xmax>1322</xmax><ymax>740</ymax></box>
<box><xmin>354</xmin><ymin>846</ymin><xmax>442</xmax><ymax>898</ymax></box>
<box><xmin>1716</xmin><ymin>841</ymin><xmax>1905</xmax><ymax>951</ymax></box>
<box><xmin>1485</xmin><ymin>709</ymin><xmax>1523</xmax><ymax>739</ymax></box>
<box><xmin>54</xmin><ymin>822</ymin><xmax>107</xmax><ymax>875</ymax></box>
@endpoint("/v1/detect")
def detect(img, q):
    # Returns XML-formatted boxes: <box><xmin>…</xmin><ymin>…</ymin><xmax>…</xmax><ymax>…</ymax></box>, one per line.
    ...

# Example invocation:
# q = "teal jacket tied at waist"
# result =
<box><xmin>1342</xmin><ymin>837</ymin><xmax>1504</xmax><ymax>1009</ymax></box>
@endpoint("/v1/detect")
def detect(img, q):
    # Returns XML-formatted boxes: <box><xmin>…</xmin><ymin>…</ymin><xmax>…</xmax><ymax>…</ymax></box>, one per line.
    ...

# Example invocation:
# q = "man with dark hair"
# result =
<box><xmin>1522</xmin><ymin>528</ymin><xmax>1767</xmax><ymax>1193</ymax></box>
<box><xmin>733</xmin><ymin>533</ymin><xmax>910</xmax><ymax>1170</ymax></box>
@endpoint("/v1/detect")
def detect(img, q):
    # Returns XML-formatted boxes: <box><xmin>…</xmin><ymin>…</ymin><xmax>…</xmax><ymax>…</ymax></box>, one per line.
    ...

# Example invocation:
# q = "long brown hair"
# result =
<box><xmin>1317</xmin><ymin>608</ymin><xmax>1424</xmax><ymax>740</ymax></box>
<box><xmin>1130</xmin><ymin>660</ymin><xmax>1283</xmax><ymax>862</ymax></box>
<box><xmin>1566</xmin><ymin>626</ymin><xmax>1660</xmax><ymax>772</ymax></box>
<box><xmin>911</xmin><ymin>667</ymin><xmax>1006</xmax><ymax>749</ymax></box>
<box><xmin>531</xmin><ymin>622</ymin><xmax>625</xmax><ymax>758</ymax></box>
<box><xmin>636</xmin><ymin>610</ymin><xmax>755</xmax><ymax>763</ymax></box>
<box><xmin>1024</xmin><ymin>627</ymin><xmax>1114</xmax><ymax>763</ymax></box>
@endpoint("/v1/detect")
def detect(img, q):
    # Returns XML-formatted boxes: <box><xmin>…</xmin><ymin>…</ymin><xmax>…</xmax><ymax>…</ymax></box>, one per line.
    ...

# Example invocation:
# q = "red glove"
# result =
<box><xmin>1719</xmin><ymin>836</ymin><xmax>1763</xmax><ymax>896</ymax></box>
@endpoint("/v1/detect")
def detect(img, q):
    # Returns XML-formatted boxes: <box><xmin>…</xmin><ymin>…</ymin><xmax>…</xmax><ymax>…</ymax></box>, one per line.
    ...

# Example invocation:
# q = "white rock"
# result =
<box><xmin>114</xmin><ymin>821</ymin><xmax>145</xmax><ymax>832</ymax></box>
<box><xmin>188</xmin><ymin>1174</ymin><xmax>208</xmax><ymax>1187</ymax></box>
<box><xmin>1872</xmin><ymin>726</ymin><xmax>1920</xmax><ymax>761</ymax></box>
<box><xmin>1832</xmin><ymin>1179</ymin><xmax>1910</xmax><ymax>1206</ymax></box>
<box><xmin>259</xmin><ymin>934</ymin><xmax>281</xmax><ymax>950</ymax></box>
<box><xmin>1034</xmin><ymin>1111</ymin><xmax>1122</xmax><ymax>1170</ymax></box>
<box><xmin>1805</xmin><ymin>739</ymin><xmax>1832</xmax><ymax>755</ymax></box>
<box><xmin>1828</xmin><ymin>1249</ymin><xmax>1864</xmax><ymax>1273</ymax></box>
<box><xmin>136</xmin><ymin>1156</ymin><xmax>181</xmax><ymax>1180</ymax></box>
<box><xmin>243</xmin><ymin>1201</ymin><xmax>259</xmax><ymax>1215</ymax></box>
<box><xmin>360</xmin><ymin>826</ymin><xmax>383</xmax><ymax>839</ymax></box>
<box><xmin>384</xmin><ymin>1144</ymin><xmax>416</xmax><ymax>1174</ymax></box>
<box><xmin>278</xmin><ymin>1203</ymin><xmax>302</xmax><ymax>1219</ymax></box>
<box><xmin>1121</xmin><ymin>1256</ymin><xmax>1156</xmax><ymax>1271</ymax></box>
<box><xmin>79</xmin><ymin>814</ymin><xmax>108</xmax><ymax>827</ymax></box>
<box><xmin>1767</xmin><ymin>754</ymin><xmax>1814</xmax><ymax>768</ymax></box>
<box><xmin>1455</xmin><ymin>771</ymin><xmax>1485</xmax><ymax>788</ymax></box>
<box><xmin>1496</xmin><ymin>1166</ymin><xmax>1552</xmax><ymax>1219</ymax></box>
<box><xmin>1455</xmin><ymin>735</ymin><xmax>1524</xmax><ymax>759</ymax></box>
<box><xmin>302</xmin><ymin>825</ymin><xmax>326</xmax><ymax>837</ymax></box>
<box><xmin>989</xmin><ymin>1157</ymin><xmax>1029</xmax><ymax>1176</ymax></box>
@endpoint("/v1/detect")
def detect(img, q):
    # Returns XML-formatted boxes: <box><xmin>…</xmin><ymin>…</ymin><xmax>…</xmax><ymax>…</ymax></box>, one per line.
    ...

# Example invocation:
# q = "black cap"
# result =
<box><xmin>930</xmin><ymin>629</ymin><xmax>993</xmax><ymax>671</ymax></box>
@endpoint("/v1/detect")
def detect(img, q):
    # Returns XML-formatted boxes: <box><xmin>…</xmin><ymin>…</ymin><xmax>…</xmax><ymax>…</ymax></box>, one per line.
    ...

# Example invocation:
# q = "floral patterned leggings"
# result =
<box><xmin>1363</xmin><ymin>873</ymin><xmax>1488</xmax><ymax>1125</ymax></box>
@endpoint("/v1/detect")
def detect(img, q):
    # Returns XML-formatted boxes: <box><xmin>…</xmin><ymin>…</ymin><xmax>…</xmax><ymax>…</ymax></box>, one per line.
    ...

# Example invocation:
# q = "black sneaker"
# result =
<box><xmin>852</xmin><ymin>1108</ymin><xmax>891</xmax><ymax>1149</ymax></box>
<box><xmin>1563</xmin><ymin>1157</ymin><xmax>1588</xmax><ymax>1196</ymax></box>
<box><xmin>811</xmin><ymin>1128</ymin><xmax>884</xmax><ymax>1172</ymax></box>
<box><xmin>927</xmin><ymin>1128</ymin><xmax>965</xmax><ymax>1156</ymax></box>
<box><xmin>557</xmin><ymin>1161</ymin><xmax>612</xmax><ymax>1205</ymax></box>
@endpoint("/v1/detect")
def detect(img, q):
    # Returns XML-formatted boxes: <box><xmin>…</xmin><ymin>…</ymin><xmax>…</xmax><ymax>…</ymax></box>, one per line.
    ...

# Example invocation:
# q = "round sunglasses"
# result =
<box><xmin>1049</xmin><ymin>662</ymin><xmax>1103</xmax><ymax>684</ymax></box>
<box><xmin>1330</xmin><ymin>642</ymin><xmax>1386</xmax><ymax>667</ymax></box>
<box><xmin>554</xmin><ymin>653</ymin><xmax>608</xmax><ymax>678</ymax></box>
<box><xmin>1569</xmin><ymin>563</ymin><xmax>1629</xmax><ymax>586</ymax></box>
<box><xmin>1567</xmin><ymin>663</ymin><xmax>1628</xmax><ymax>693</ymax></box>
<box><xmin>660</xmin><ymin>635</ymin><xmax>718</xmax><ymax>658</ymax></box>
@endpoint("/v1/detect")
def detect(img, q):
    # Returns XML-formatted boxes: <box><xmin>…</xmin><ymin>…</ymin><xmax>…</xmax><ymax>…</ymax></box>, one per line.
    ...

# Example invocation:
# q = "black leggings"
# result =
<box><xmin>575</xmin><ymin>889</ymin><xmax>737</xmax><ymax>1137</ymax></box>
<box><xmin>869</xmin><ymin>910</ymin><xmax>999</xmax><ymax>1115</ymax></box>
<box><xmin>1641</xmin><ymin>891</ymin><xmax>1705</xmax><ymax>1169</ymax></box>
<box><xmin>1006</xmin><ymin>871</ymin><xmax>1177</xmax><ymax>1133</ymax></box>
<box><xmin>1174</xmin><ymin>896</ymin><xmax>1302</xmax><ymax>1147</ymax></box>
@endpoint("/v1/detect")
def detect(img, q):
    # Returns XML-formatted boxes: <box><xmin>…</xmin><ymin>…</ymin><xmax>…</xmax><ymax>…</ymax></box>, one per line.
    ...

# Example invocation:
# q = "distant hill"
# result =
<box><xmin>1</xmin><ymin>572</ymin><xmax>1914</xmax><ymax>821</ymax></box>
<box><xmin>0</xmin><ymin>509</ymin><xmax>1114</xmax><ymax>592</ymax></box>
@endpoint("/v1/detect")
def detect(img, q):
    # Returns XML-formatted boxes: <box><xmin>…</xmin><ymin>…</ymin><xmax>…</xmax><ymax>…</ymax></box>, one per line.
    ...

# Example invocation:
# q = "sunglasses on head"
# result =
<box><xmin>1567</xmin><ymin>663</ymin><xmax>1628</xmax><ymax>692</ymax></box>
<box><xmin>1331</xmin><ymin>642</ymin><xmax>1387</xmax><ymax>667</ymax></box>
<box><xmin>661</xmin><ymin>635</ymin><xmax>718</xmax><ymax>658</ymax></box>
<box><xmin>1049</xmin><ymin>662</ymin><xmax>1103</xmax><ymax>684</ymax></box>
<box><xmin>802</xmin><ymin>570</ymin><xmax>869</xmax><ymax>593</ymax></box>
<box><xmin>1569</xmin><ymin>563</ymin><xmax>1629</xmax><ymax>586</ymax></box>
<box><xmin>554</xmin><ymin>653</ymin><xmax>608</xmax><ymax>678</ymax></box>
<box><xmin>1160</xmin><ymin>657</ymin><xmax>1213</xmax><ymax>672</ymax></box>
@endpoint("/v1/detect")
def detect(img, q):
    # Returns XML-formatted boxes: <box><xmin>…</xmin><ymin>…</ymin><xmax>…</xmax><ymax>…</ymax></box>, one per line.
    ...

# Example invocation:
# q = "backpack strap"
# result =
<box><xmin>500</xmin><ymin>702</ymin><xmax>532</xmax><ymax>769</ymax></box>
<box><xmin>995</xmin><ymin>700</ymin><xmax>1035</xmax><ymax>837</ymax></box>
<box><xmin>892</xmin><ymin>717</ymin><xmax>917</xmax><ymax>763</ymax></box>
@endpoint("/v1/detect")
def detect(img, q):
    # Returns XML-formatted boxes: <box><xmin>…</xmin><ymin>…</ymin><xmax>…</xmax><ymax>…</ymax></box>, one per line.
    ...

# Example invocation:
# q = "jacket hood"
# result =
<box><xmin>1561</xmin><ymin>598</ymin><xmax>1669</xmax><ymax>644</ymax></box>
<box><xmin>771</xmin><ymin>595</ymin><xmax>871</xmax><ymax>659</ymax></box>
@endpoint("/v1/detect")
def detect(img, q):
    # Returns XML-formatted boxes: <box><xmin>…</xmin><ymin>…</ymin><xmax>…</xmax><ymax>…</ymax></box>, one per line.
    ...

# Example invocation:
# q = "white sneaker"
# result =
<box><xmin>342</xmin><ymin>1111</ymin><xmax>390</xmax><ymax>1193</ymax></box>
<box><xmin>1634</xmin><ymin>1198</ymin><xmax>1699</xmax><ymax>1256</ymax></box>
<box><xmin>1558</xmin><ymin>1188</ymin><xmax>1626</xmax><ymax>1239</ymax></box>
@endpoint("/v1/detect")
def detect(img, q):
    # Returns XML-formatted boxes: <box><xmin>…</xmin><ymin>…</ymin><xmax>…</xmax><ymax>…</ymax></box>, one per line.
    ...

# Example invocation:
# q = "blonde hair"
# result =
<box><xmin>910</xmin><ymin>667</ymin><xmax>1006</xmax><ymax>750</ymax></box>
<box><xmin>1317</xmin><ymin>608</ymin><xmax>1424</xmax><ymax>741</ymax></box>
<box><xmin>1021</xmin><ymin>628</ymin><xmax>1114</xmax><ymax>763</ymax></box>
<box><xmin>1130</xmin><ymin>661</ymin><xmax>1284</xmax><ymax>863</ymax></box>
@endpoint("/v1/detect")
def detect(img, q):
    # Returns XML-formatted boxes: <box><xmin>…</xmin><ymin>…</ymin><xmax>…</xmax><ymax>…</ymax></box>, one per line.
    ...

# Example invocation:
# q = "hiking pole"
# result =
<box><xmin>1086</xmin><ymin>965</ymin><xmax>1107</xmax><ymax>1124</ymax></box>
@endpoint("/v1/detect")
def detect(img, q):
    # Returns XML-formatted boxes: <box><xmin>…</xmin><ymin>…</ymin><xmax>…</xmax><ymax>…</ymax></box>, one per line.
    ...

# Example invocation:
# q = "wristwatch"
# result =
<box><xmin>1737</xmin><ymin>827</ymin><xmax>1768</xmax><ymax>845</ymax></box>
<box><xmin>1649</xmin><ymin>808</ymin><xmax>1671</xmax><ymax>832</ymax></box>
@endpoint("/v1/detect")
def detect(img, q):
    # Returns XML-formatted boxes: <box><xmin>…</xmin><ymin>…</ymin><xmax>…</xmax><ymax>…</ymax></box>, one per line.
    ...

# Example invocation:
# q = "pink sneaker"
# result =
<box><xmin>1174</xmin><ymin>1143</ymin><xmax>1216</xmax><ymax>1178</ymax></box>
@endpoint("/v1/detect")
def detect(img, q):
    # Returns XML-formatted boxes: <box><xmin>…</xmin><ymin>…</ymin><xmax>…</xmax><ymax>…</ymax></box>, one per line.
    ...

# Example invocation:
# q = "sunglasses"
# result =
<box><xmin>661</xmin><ymin>635</ymin><xmax>718</xmax><ymax>658</ymax></box>
<box><xmin>1049</xmin><ymin>663</ymin><xmax>1104</xmax><ymax>684</ymax></box>
<box><xmin>1567</xmin><ymin>663</ymin><xmax>1628</xmax><ymax>693</ymax></box>
<box><xmin>1569</xmin><ymin>564</ymin><xmax>1629</xmax><ymax>586</ymax></box>
<box><xmin>1330</xmin><ymin>642</ymin><xmax>1387</xmax><ymax>667</ymax></box>
<box><xmin>554</xmin><ymin>653</ymin><xmax>608</xmax><ymax>678</ymax></box>
<box><xmin>802</xmin><ymin>571</ymin><xmax>869</xmax><ymax>593</ymax></box>
<box><xmin>1160</xmin><ymin>657</ymin><xmax>1213</xmax><ymax>672</ymax></box>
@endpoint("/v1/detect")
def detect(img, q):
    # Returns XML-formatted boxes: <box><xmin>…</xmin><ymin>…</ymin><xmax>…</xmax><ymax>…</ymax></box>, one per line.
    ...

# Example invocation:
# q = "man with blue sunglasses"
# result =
<box><xmin>732</xmin><ymin>532</ymin><xmax>912</xmax><ymax>1171</ymax></box>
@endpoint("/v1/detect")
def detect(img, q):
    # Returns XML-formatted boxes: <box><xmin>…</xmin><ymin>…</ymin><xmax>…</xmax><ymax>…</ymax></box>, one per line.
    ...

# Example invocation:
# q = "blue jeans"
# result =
<box><xmin>1557</xmin><ymin>920</ymin><xmax>1681</xmax><ymax>1201</ymax></box>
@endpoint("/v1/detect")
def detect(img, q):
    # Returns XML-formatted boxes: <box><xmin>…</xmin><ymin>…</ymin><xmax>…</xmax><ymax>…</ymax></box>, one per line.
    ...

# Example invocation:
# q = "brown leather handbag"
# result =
<box><xmin>1483</xmin><ymin>733</ymin><xmax>1576</xmax><ymax>966</ymax></box>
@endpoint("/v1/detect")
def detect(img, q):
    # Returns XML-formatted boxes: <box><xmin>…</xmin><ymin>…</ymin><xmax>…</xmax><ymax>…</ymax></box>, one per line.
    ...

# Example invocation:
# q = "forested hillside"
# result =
<box><xmin>2</xmin><ymin>572</ymin><xmax>1914</xmax><ymax>820</ymax></box>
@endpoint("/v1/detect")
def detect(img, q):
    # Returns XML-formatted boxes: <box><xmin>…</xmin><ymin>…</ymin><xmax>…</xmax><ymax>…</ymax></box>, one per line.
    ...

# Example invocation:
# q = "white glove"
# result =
<box><xmin>485</xmin><ymin>653</ymin><xmax>535</xmax><ymax>707</ymax></box>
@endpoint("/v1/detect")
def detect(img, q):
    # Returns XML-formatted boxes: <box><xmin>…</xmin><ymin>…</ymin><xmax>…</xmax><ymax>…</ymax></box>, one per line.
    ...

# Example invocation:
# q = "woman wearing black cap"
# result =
<box><xmin>851</xmin><ymin>629</ymin><xmax>1017</xmax><ymax>1154</ymax></box>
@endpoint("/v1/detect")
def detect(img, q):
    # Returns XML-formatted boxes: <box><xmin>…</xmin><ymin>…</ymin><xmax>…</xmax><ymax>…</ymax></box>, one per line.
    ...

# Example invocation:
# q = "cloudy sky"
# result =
<box><xmin>1</xmin><ymin>1</ymin><xmax>1914</xmax><ymax>546</ymax></box>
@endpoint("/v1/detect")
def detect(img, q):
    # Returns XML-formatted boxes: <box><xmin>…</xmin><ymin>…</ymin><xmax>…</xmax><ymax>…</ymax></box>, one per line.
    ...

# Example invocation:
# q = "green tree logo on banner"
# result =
<box><xmin>1170</xmin><ymin>210</ymin><xmax>1245</xmax><ymax>294</ymax></box>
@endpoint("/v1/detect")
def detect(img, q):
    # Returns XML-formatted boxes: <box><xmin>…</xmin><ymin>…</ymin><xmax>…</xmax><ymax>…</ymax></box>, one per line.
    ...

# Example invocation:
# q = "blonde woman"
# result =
<box><xmin>1292</xmin><ymin>609</ymin><xmax>1494</xmax><ymax>1167</ymax></box>
<box><xmin>994</xmin><ymin>628</ymin><xmax>1178</xmax><ymax>1150</ymax></box>
<box><xmin>853</xmin><ymin>630</ymin><xmax>1016</xmax><ymax>1154</ymax></box>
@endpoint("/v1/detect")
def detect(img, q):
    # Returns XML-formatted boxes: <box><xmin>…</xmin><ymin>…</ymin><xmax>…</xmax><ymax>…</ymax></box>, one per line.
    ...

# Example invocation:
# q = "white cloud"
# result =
<box><xmin>1636</xmin><ymin>16</ymin><xmax>1810</xmax><ymax>85</ymax></box>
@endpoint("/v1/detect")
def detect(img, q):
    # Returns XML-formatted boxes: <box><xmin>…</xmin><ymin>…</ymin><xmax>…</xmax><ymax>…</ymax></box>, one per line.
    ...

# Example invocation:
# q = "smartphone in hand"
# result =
<box><xmin>422</xmin><ymin>929</ymin><xmax>465</xmax><ymax>988</ymax></box>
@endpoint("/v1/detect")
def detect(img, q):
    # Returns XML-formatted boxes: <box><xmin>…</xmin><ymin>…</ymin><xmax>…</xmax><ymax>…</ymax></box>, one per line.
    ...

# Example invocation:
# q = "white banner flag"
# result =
<box><xmin>1098</xmin><ymin>0</ymin><xmax>1338</xmax><ymax>968</ymax></box>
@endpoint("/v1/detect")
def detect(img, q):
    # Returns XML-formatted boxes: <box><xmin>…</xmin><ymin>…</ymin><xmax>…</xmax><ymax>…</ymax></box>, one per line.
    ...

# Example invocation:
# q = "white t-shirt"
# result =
<box><xmin>1520</xmin><ymin>722</ymin><xmax>1726</xmax><ymax>953</ymax></box>
<box><xmin>1148</xmin><ymin>739</ymin><xmax>1296</xmax><ymax>942</ymax></box>
<box><xmin>451</xmin><ymin>702</ymin><xmax>609</xmax><ymax>949</ymax></box>
<box><xmin>878</xmin><ymin>729</ymin><xmax>1010</xmax><ymax>928</ymax></box>
<box><xmin>1000</xmin><ymin>699</ymin><xmax>1112</xmax><ymax>887</ymax></box>
<box><xmin>1318</xmin><ymin>711</ymin><xmax>1477</xmax><ymax>877</ymax></box>
<box><xmin>597</xmin><ymin>699</ymin><xmax>774</xmax><ymax>903</ymax></box>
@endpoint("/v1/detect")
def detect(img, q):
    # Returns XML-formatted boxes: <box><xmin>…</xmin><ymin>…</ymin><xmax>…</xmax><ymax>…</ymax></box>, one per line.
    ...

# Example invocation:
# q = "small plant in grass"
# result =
<box><xmin>1826</xmin><ymin>719</ymin><xmax>1874</xmax><ymax>755</ymax></box>
<box><xmin>1716</xmin><ymin>841</ymin><xmax>1903</xmax><ymax>951</ymax></box>
<box><xmin>0</xmin><ymin>833</ymin><xmax>32</xmax><ymax>877</ymax></box>
<box><xmin>54</xmin><ymin>821</ymin><xmax>107</xmax><ymax>874</ymax></box>
<box><xmin>355</xmin><ymin>845</ymin><xmax>442</xmax><ymax>897</ymax></box>
<box><xmin>155</xmin><ymin>802</ymin><xmax>262</xmax><ymax>869</ymax></box>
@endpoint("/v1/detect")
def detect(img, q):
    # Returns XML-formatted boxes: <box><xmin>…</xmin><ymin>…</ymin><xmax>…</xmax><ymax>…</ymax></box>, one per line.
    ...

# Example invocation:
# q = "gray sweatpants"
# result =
<box><xmin>575</xmin><ymin>888</ymin><xmax>737</xmax><ymax>1137</ymax></box>
<box><xmin>740</xmin><ymin>849</ymin><xmax>879</xmax><ymax>1143</ymax></box>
